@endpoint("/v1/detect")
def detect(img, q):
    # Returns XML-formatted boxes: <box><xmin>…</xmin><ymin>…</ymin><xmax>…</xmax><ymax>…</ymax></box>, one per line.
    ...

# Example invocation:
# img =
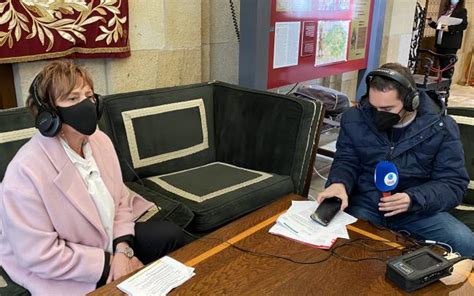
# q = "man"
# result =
<box><xmin>317</xmin><ymin>63</ymin><xmax>473</xmax><ymax>257</ymax></box>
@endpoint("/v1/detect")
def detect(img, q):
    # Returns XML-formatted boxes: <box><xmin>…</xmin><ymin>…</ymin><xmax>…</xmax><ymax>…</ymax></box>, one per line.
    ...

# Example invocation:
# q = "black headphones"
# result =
<box><xmin>29</xmin><ymin>75</ymin><xmax>103</xmax><ymax>137</ymax></box>
<box><xmin>365</xmin><ymin>68</ymin><xmax>420</xmax><ymax>112</ymax></box>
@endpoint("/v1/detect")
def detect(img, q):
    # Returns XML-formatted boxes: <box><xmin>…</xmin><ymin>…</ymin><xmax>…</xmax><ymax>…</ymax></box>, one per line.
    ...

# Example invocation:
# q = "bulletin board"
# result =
<box><xmin>268</xmin><ymin>0</ymin><xmax>374</xmax><ymax>89</ymax></box>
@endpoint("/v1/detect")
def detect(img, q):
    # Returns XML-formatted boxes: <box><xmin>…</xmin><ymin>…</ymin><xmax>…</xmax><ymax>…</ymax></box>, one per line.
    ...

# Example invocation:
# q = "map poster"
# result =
<box><xmin>315</xmin><ymin>20</ymin><xmax>350</xmax><ymax>66</ymax></box>
<box><xmin>348</xmin><ymin>0</ymin><xmax>371</xmax><ymax>60</ymax></box>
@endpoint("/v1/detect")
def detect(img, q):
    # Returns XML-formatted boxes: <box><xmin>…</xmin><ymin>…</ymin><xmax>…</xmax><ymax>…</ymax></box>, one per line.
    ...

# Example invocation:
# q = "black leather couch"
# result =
<box><xmin>0</xmin><ymin>81</ymin><xmax>323</xmax><ymax>294</ymax></box>
<box><xmin>98</xmin><ymin>81</ymin><xmax>324</xmax><ymax>232</ymax></box>
<box><xmin>447</xmin><ymin>107</ymin><xmax>474</xmax><ymax>231</ymax></box>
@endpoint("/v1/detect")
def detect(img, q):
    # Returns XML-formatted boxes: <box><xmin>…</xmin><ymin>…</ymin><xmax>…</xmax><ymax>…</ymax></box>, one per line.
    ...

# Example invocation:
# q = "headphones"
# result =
<box><xmin>29</xmin><ymin>74</ymin><xmax>103</xmax><ymax>137</ymax></box>
<box><xmin>365</xmin><ymin>68</ymin><xmax>420</xmax><ymax>112</ymax></box>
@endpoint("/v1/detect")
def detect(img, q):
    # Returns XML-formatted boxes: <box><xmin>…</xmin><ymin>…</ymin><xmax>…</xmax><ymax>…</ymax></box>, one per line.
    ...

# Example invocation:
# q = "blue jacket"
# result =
<box><xmin>327</xmin><ymin>91</ymin><xmax>469</xmax><ymax>216</ymax></box>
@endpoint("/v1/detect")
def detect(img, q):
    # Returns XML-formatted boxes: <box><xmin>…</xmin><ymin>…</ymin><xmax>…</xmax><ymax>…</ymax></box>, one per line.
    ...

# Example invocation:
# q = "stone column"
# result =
<box><xmin>379</xmin><ymin>0</ymin><xmax>417</xmax><ymax>66</ymax></box>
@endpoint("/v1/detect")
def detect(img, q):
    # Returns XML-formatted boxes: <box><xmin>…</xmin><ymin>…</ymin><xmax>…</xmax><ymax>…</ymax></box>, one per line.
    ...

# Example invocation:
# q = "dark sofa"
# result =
<box><xmin>98</xmin><ymin>81</ymin><xmax>324</xmax><ymax>232</ymax></box>
<box><xmin>0</xmin><ymin>81</ymin><xmax>323</xmax><ymax>295</ymax></box>
<box><xmin>447</xmin><ymin>107</ymin><xmax>474</xmax><ymax>231</ymax></box>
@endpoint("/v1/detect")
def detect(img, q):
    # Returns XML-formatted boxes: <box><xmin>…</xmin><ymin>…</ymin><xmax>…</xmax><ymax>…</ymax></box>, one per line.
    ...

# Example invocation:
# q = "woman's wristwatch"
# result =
<box><xmin>115</xmin><ymin>246</ymin><xmax>134</xmax><ymax>259</ymax></box>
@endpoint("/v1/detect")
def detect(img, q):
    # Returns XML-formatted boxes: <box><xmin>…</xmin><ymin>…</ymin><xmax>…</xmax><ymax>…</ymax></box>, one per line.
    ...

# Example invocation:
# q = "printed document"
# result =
<box><xmin>269</xmin><ymin>200</ymin><xmax>357</xmax><ymax>249</ymax></box>
<box><xmin>117</xmin><ymin>256</ymin><xmax>195</xmax><ymax>296</ymax></box>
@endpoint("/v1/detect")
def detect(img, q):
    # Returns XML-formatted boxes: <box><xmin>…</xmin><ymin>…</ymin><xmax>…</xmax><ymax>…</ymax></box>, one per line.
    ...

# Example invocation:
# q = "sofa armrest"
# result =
<box><xmin>0</xmin><ymin>107</ymin><xmax>36</xmax><ymax>182</ymax></box>
<box><xmin>213</xmin><ymin>82</ymin><xmax>324</xmax><ymax>195</ymax></box>
<box><xmin>448</xmin><ymin>107</ymin><xmax>474</xmax><ymax>205</ymax></box>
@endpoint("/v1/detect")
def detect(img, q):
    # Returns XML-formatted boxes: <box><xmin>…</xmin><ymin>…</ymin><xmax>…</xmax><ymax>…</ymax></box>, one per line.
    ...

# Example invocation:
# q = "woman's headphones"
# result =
<box><xmin>29</xmin><ymin>75</ymin><xmax>104</xmax><ymax>137</ymax></box>
<box><xmin>365</xmin><ymin>68</ymin><xmax>420</xmax><ymax>112</ymax></box>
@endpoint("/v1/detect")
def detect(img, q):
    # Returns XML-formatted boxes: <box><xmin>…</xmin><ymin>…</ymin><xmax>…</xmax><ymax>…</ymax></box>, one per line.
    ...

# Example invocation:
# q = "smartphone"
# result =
<box><xmin>310</xmin><ymin>197</ymin><xmax>342</xmax><ymax>226</ymax></box>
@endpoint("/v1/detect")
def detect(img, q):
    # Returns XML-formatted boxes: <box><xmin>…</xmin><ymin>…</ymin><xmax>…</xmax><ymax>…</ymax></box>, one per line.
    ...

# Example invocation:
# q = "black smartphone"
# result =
<box><xmin>310</xmin><ymin>197</ymin><xmax>342</xmax><ymax>226</ymax></box>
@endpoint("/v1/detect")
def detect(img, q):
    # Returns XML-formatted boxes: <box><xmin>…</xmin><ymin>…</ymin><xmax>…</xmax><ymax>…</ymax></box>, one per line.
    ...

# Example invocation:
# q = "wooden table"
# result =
<box><xmin>90</xmin><ymin>194</ymin><xmax>474</xmax><ymax>295</ymax></box>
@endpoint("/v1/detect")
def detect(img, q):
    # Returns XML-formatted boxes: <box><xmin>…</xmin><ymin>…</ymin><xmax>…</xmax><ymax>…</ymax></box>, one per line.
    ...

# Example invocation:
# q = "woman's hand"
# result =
<box><xmin>316</xmin><ymin>183</ymin><xmax>349</xmax><ymax>210</ymax></box>
<box><xmin>106</xmin><ymin>253</ymin><xmax>144</xmax><ymax>283</ymax></box>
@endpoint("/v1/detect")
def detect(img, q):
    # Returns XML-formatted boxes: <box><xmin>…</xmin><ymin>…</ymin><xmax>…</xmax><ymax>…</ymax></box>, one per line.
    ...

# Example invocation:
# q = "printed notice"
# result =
<box><xmin>301</xmin><ymin>21</ymin><xmax>316</xmax><ymax>56</ymax></box>
<box><xmin>273</xmin><ymin>22</ymin><xmax>301</xmax><ymax>69</ymax></box>
<box><xmin>348</xmin><ymin>0</ymin><xmax>371</xmax><ymax>60</ymax></box>
<box><xmin>276</xmin><ymin>0</ymin><xmax>312</xmax><ymax>12</ymax></box>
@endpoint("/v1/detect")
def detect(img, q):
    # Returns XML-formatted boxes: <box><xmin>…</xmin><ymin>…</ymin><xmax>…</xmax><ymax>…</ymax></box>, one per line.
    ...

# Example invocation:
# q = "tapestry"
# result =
<box><xmin>0</xmin><ymin>0</ymin><xmax>130</xmax><ymax>63</ymax></box>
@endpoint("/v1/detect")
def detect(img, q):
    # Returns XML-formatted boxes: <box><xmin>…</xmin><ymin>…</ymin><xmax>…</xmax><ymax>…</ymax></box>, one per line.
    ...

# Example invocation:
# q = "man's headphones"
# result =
<box><xmin>29</xmin><ymin>75</ymin><xmax>103</xmax><ymax>137</ymax></box>
<box><xmin>365</xmin><ymin>68</ymin><xmax>420</xmax><ymax>112</ymax></box>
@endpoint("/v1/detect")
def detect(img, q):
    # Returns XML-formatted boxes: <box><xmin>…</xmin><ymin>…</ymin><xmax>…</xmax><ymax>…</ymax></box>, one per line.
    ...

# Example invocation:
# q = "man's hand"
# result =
<box><xmin>379</xmin><ymin>192</ymin><xmax>411</xmax><ymax>217</ymax></box>
<box><xmin>441</xmin><ymin>24</ymin><xmax>449</xmax><ymax>32</ymax></box>
<box><xmin>317</xmin><ymin>183</ymin><xmax>348</xmax><ymax>210</ymax></box>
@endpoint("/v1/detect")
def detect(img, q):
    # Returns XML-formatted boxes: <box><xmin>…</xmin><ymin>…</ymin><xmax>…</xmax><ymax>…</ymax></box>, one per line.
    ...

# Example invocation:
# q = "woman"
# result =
<box><xmin>0</xmin><ymin>60</ymin><xmax>184</xmax><ymax>295</ymax></box>
<box><xmin>428</xmin><ymin>0</ymin><xmax>468</xmax><ymax>78</ymax></box>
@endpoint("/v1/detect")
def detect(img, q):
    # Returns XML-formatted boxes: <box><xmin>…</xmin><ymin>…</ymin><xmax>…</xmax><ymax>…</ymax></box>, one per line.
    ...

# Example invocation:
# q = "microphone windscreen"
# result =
<box><xmin>374</xmin><ymin>161</ymin><xmax>399</xmax><ymax>192</ymax></box>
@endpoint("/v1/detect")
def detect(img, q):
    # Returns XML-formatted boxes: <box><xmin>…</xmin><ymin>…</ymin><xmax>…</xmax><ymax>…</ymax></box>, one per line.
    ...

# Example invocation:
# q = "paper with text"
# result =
<box><xmin>269</xmin><ymin>200</ymin><xmax>357</xmax><ymax>249</ymax></box>
<box><xmin>117</xmin><ymin>256</ymin><xmax>195</xmax><ymax>296</ymax></box>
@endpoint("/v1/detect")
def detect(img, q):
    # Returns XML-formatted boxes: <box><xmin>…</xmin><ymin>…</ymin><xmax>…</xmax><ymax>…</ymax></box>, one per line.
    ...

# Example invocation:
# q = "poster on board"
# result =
<box><xmin>315</xmin><ymin>20</ymin><xmax>350</xmax><ymax>66</ymax></box>
<box><xmin>273</xmin><ymin>22</ymin><xmax>301</xmax><ymax>69</ymax></box>
<box><xmin>317</xmin><ymin>0</ymin><xmax>350</xmax><ymax>11</ymax></box>
<box><xmin>301</xmin><ymin>21</ymin><xmax>316</xmax><ymax>57</ymax></box>
<box><xmin>348</xmin><ymin>0</ymin><xmax>371</xmax><ymax>60</ymax></box>
<box><xmin>276</xmin><ymin>0</ymin><xmax>312</xmax><ymax>12</ymax></box>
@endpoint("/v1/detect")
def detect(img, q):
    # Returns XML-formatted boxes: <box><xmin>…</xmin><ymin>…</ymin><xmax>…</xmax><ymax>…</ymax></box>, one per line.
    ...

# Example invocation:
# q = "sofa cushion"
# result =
<box><xmin>125</xmin><ymin>182</ymin><xmax>194</xmax><ymax>228</ymax></box>
<box><xmin>213</xmin><ymin>83</ymin><xmax>323</xmax><ymax>195</ymax></box>
<box><xmin>0</xmin><ymin>265</ymin><xmax>31</xmax><ymax>296</ymax></box>
<box><xmin>99</xmin><ymin>84</ymin><xmax>216</xmax><ymax>182</ymax></box>
<box><xmin>143</xmin><ymin>162</ymin><xmax>294</xmax><ymax>232</ymax></box>
<box><xmin>0</xmin><ymin>108</ymin><xmax>35</xmax><ymax>182</ymax></box>
<box><xmin>447</xmin><ymin>107</ymin><xmax>474</xmax><ymax>205</ymax></box>
<box><xmin>451</xmin><ymin>205</ymin><xmax>474</xmax><ymax>231</ymax></box>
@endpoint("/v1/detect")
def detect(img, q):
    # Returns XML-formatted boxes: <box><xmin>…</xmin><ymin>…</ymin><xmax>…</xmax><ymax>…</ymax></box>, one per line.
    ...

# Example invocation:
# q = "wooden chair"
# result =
<box><xmin>411</xmin><ymin>49</ymin><xmax>458</xmax><ymax>106</ymax></box>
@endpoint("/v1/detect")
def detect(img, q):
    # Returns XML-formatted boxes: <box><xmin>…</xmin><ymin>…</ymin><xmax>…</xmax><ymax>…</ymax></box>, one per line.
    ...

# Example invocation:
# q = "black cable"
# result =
<box><xmin>182</xmin><ymin>229</ymin><xmax>405</xmax><ymax>265</ymax></box>
<box><xmin>183</xmin><ymin>229</ymin><xmax>332</xmax><ymax>264</ymax></box>
<box><xmin>369</xmin><ymin>223</ymin><xmax>453</xmax><ymax>255</ymax></box>
<box><xmin>285</xmin><ymin>82</ymin><xmax>299</xmax><ymax>95</ymax></box>
<box><xmin>330</xmin><ymin>238</ymin><xmax>402</xmax><ymax>262</ymax></box>
<box><xmin>120</xmin><ymin>154</ymin><xmax>145</xmax><ymax>186</ymax></box>
<box><xmin>229</xmin><ymin>0</ymin><xmax>240</xmax><ymax>42</ymax></box>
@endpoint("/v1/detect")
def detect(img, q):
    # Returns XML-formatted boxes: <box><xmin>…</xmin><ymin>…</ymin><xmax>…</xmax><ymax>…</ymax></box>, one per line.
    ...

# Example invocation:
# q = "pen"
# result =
<box><xmin>282</xmin><ymin>222</ymin><xmax>299</xmax><ymax>234</ymax></box>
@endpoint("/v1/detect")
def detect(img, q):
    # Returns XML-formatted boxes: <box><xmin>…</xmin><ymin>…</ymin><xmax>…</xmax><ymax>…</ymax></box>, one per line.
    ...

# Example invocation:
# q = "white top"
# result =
<box><xmin>60</xmin><ymin>138</ymin><xmax>115</xmax><ymax>253</ymax></box>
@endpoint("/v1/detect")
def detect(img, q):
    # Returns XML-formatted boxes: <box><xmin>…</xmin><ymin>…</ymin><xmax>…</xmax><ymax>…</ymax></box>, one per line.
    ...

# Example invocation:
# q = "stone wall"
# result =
<box><xmin>202</xmin><ymin>0</ymin><xmax>240</xmax><ymax>83</ymax></box>
<box><xmin>13</xmin><ymin>0</ymin><xmax>241</xmax><ymax>107</ymax></box>
<box><xmin>379</xmin><ymin>0</ymin><xmax>417</xmax><ymax>66</ymax></box>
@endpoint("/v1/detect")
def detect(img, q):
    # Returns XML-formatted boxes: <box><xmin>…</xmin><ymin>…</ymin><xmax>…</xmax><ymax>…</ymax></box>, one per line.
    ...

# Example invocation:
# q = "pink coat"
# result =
<box><xmin>0</xmin><ymin>130</ymin><xmax>154</xmax><ymax>295</ymax></box>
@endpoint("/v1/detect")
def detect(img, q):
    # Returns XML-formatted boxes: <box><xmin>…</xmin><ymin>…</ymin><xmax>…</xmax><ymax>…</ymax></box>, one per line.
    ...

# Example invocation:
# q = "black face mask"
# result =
<box><xmin>57</xmin><ymin>98</ymin><xmax>98</xmax><ymax>136</ymax></box>
<box><xmin>373</xmin><ymin>110</ymin><xmax>401</xmax><ymax>132</ymax></box>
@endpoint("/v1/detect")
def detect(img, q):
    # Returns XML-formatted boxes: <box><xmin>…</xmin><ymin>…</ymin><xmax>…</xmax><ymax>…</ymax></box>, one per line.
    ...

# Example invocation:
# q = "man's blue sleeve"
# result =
<box><xmin>326</xmin><ymin>111</ymin><xmax>361</xmax><ymax>193</ymax></box>
<box><xmin>404</xmin><ymin>117</ymin><xmax>469</xmax><ymax>213</ymax></box>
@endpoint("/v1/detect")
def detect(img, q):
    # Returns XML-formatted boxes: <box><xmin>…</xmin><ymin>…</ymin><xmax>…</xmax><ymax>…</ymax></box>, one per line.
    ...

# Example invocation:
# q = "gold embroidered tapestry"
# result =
<box><xmin>0</xmin><ymin>0</ymin><xmax>130</xmax><ymax>63</ymax></box>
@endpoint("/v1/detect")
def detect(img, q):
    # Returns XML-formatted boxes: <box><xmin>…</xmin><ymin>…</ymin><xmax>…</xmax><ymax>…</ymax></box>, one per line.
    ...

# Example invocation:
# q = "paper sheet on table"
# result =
<box><xmin>269</xmin><ymin>200</ymin><xmax>357</xmax><ymax>248</ymax></box>
<box><xmin>269</xmin><ymin>222</ymin><xmax>335</xmax><ymax>248</ymax></box>
<box><xmin>117</xmin><ymin>256</ymin><xmax>195</xmax><ymax>296</ymax></box>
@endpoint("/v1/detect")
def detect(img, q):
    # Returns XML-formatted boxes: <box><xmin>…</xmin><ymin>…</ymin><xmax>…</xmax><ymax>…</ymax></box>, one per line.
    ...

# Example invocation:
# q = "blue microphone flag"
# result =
<box><xmin>374</xmin><ymin>161</ymin><xmax>399</xmax><ymax>192</ymax></box>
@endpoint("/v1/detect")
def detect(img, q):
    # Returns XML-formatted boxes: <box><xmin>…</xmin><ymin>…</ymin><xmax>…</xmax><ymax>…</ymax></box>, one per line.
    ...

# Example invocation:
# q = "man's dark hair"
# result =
<box><xmin>369</xmin><ymin>63</ymin><xmax>416</xmax><ymax>102</ymax></box>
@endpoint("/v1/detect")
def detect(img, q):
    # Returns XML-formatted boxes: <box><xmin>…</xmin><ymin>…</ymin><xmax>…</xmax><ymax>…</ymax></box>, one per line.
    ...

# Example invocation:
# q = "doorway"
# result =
<box><xmin>0</xmin><ymin>64</ymin><xmax>17</xmax><ymax>109</ymax></box>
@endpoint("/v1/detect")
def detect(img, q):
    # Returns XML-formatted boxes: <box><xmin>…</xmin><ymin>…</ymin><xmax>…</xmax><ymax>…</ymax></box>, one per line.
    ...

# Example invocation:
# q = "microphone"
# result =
<box><xmin>374</xmin><ymin>161</ymin><xmax>399</xmax><ymax>197</ymax></box>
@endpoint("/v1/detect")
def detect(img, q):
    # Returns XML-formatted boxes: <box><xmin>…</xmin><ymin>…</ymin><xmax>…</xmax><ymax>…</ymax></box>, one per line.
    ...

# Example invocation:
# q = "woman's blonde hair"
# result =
<box><xmin>26</xmin><ymin>60</ymin><xmax>94</xmax><ymax>117</ymax></box>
